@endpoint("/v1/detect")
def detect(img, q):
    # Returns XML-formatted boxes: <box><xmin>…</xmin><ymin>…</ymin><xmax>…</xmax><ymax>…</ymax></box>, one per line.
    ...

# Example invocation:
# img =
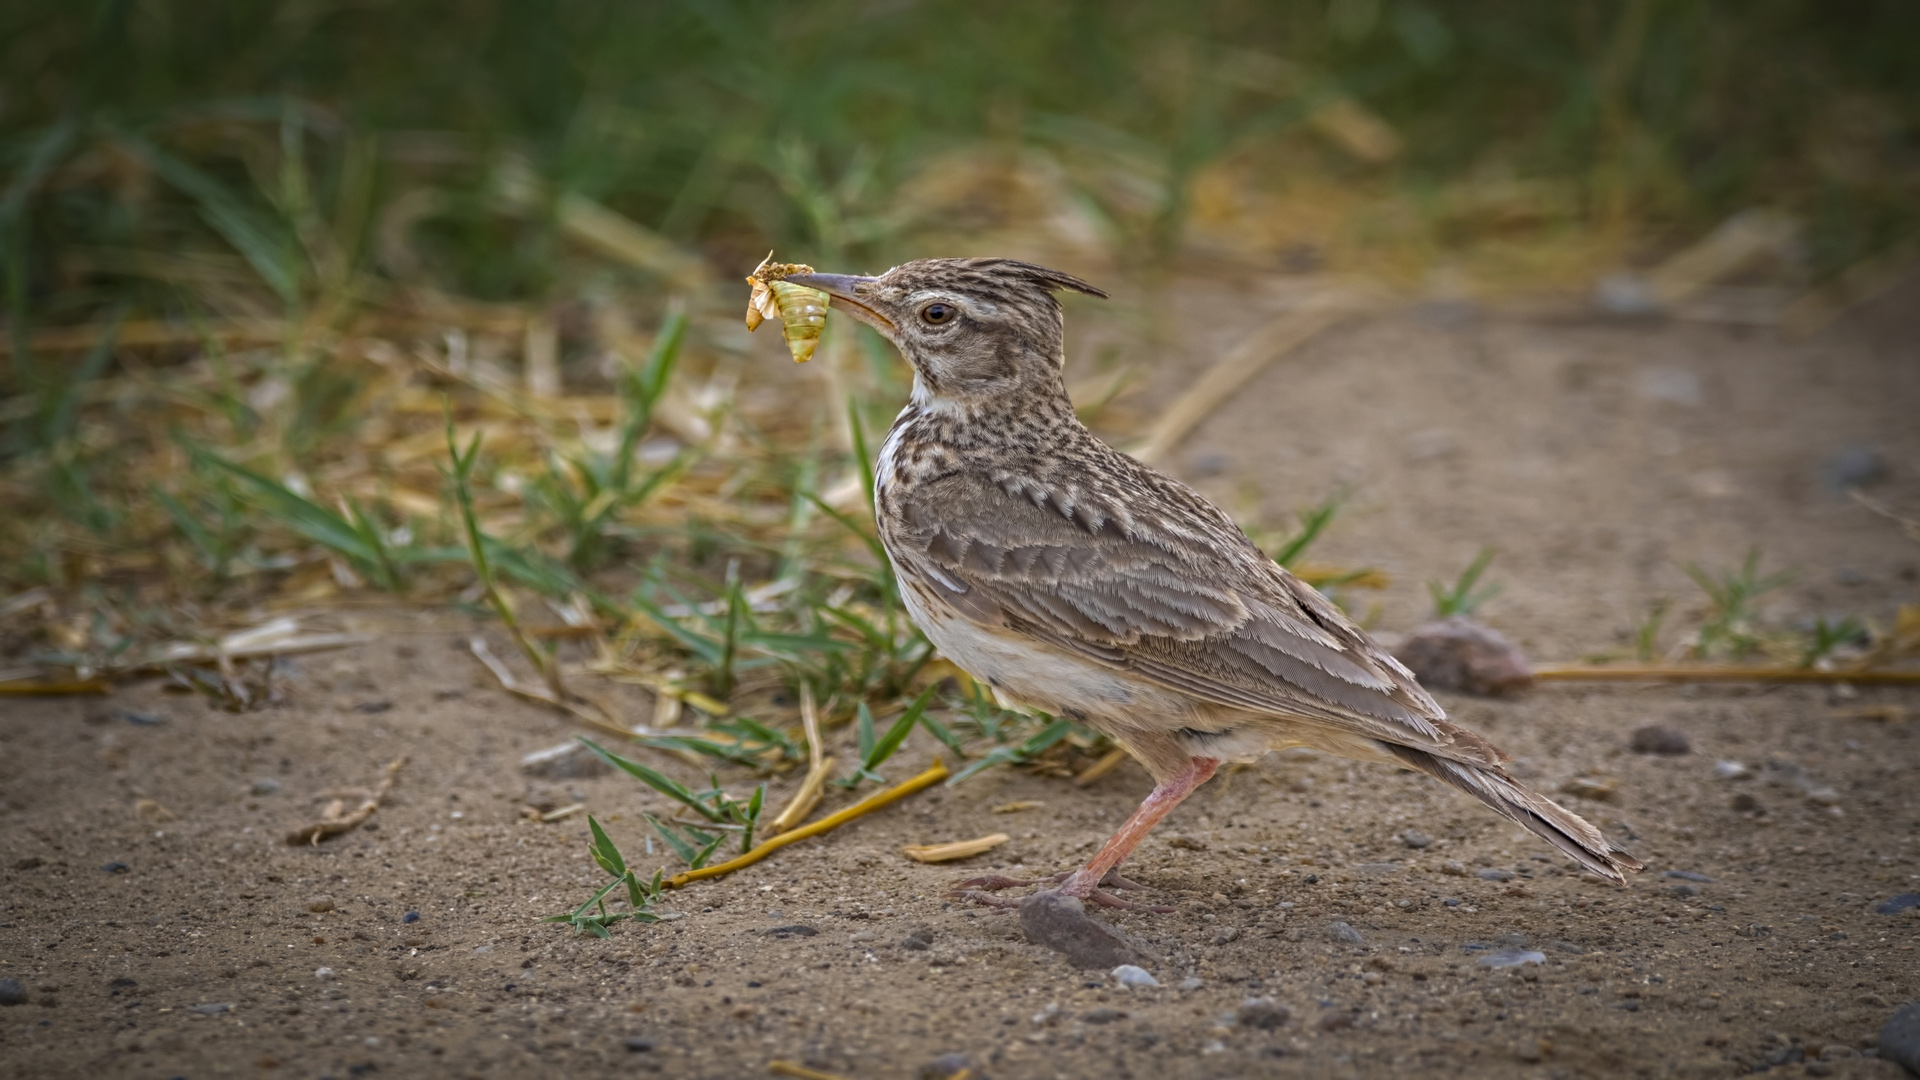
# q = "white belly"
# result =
<box><xmin>895</xmin><ymin>567</ymin><xmax>1207</xmax><ymax>728</ymax></box>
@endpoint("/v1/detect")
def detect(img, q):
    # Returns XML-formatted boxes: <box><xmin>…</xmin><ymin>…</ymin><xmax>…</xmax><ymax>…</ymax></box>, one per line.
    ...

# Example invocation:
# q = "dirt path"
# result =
<box><xmin>3</xmin><ymin>278</ymin><xmax>1917</xmax><ymax>1079</ymax></box>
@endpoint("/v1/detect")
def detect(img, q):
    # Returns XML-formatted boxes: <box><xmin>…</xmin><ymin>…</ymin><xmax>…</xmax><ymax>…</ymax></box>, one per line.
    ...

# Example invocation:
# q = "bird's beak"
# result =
<box><xmin>784</xmin><ymin>273</ymin><xmax>896</xmax><ymax>336</ymax></box>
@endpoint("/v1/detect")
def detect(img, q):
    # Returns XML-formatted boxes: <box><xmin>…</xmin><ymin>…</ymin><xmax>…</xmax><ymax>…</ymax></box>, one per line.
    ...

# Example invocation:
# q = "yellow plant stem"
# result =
<box><xmin>667</xmin><ymin>759</ymin><xmax>948</xmax><ymax>889</ymax></box>
<box><xmin>1533</xmin><ymin>664</ymin><xmax>1920</xmax><ymax>685</ymax></box>
<box><xmin>768</xmin><ymin>1061</ymin><xmax>853</xmax><ymax>1080</ymax></box>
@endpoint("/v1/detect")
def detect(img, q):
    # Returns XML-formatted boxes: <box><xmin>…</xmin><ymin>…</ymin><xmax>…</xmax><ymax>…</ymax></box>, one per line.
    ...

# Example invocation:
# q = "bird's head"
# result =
<box><xmin>787</xmin><ymin>257</ymin><xmax>1107</xmax><ymax>405</ymax></box>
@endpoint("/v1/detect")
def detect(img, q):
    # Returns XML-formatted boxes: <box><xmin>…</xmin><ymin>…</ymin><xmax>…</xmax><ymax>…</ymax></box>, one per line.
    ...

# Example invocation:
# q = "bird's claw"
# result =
<box><xmin>949</xmin><ymin>889</ymin><xmax>1025</xmax><ymax>909</ymax></box>
<box><xmin>947</xmin><ymin>869</ymin><xmax>1172</xmax><ymax>912</ymax></box>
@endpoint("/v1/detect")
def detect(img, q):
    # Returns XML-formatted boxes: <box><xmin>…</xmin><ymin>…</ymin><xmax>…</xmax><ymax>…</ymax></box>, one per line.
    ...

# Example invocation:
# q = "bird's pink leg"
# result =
<box><xmin>1056</xmin><ymin>757</ymin><xmax>1219</xmax><ymax>901</ymax></box>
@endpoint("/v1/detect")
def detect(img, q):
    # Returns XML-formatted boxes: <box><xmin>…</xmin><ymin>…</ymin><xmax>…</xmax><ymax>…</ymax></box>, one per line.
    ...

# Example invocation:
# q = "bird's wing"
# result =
<box><xmin>890</xmin><ymin>469</ymin><xmax>1495</xmax><ymax>764</ymax></box>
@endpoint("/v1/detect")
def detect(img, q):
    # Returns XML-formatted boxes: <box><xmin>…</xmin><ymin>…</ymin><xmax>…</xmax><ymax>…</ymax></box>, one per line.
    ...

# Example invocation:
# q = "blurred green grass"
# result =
<box><xmin>3</xmin><ymin>0</ymin><xmax>1916</xmax><ymax>331</ymax></box>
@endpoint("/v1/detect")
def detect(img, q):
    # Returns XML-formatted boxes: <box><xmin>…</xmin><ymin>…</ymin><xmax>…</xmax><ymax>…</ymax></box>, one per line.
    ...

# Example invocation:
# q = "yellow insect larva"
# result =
<box><xmin>744</xmin><ymin>254</ymin><xmax>831</xmax><ymax>363</ymax></box>
<box><xmin>765</xmin><ymin>279</ymin><xmax>829</xmax><ymax>363</ymax></box>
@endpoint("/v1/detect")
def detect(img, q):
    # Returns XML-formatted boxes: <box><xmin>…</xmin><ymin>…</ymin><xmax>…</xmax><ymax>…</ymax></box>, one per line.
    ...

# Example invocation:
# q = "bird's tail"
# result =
<box><xmin>1381</xmin><ymin>743</ymin><xmax>1644</xmax><ymax>883</ymax></box>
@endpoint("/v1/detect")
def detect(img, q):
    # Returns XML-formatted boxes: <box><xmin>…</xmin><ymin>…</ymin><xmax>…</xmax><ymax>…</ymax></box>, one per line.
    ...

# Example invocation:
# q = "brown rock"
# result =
<box><xmin>1392</xmin><ymin>617</ymin><xmax>1533</xmax><ymax>696</ymax></box>
<box><xmin>1629</xmin><ymin>725</ymin><xmax>1691</xmax><ymax>755</ymax></box>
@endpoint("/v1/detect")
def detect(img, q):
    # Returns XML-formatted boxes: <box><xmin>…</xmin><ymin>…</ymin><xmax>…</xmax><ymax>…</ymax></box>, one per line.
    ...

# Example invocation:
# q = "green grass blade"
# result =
<box><xmin>864</xmin><ymin>684</ymin><xmax>937</xmax><ymax>773</ymax></box>
<box><xmin>578</xmin><ymin>737</ymin><xmax>727</xmax><ymax>822</ymax></box>
<box><xmin>188</xmin><ymin>446</ymin><xmax>379</xmax><ymax>566</ymax></box>
<box><xmin>587</xmin><ymin>816</ymin><xmax>628</xmax><ymax>878</ymax></box>
<box><xmin>643</xmin><ymin>813</ymin><xmax>703</xmax><ymax>865</ymax></box>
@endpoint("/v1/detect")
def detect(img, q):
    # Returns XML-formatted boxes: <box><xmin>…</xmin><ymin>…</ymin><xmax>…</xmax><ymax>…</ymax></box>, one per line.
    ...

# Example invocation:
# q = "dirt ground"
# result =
<box><xmin>3</xmin><ymin>272</ymin><xmax>1918</xmax><ymax>1080</ymax></box>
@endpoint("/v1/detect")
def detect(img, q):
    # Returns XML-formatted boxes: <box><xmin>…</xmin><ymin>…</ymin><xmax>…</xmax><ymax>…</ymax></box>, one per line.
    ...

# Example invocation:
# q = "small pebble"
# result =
<box><xmin>402</xmin><ymin>911</ymin><xmax>420</xmax><ymax>924</ymax></box>
<box><xmin>1112</xmin><ymin>965</ymin><xmax>1159</xmax><ymax>989</ymax></box>
<box><xmin>1441</xmin><ymin>860</ymin><xmax>1467</xmax><ymax>877</ymax></box>
<box><xmin>1237</xmin><ymin>996</ymin><xmax>1290</xmax><ymax>1030</ymax></box>
<box><xmin>1594</xmin><ymin>274</ymin><xmax>1660</xmax><ymax>316</ymax></box>
<box><xmin>101</xmin><ymin>861</ymin><xmax>130</xmax><ymax>874</ymax></box>
<box><xmin>1670</xmin><ymin>884</ymin><xmax>1699</xmax><ymax>898</ymax></box>
<box><xmin>191</xmin><ymin>1002</ymin><xmax>234</xmax><ymax>1014</ymax></box>
<box><xmin>1399</xmin><ymin>829</ymin><xmax>1432</xmax><ymax>850</ymax></box>
<box><xmin>623</xmin><ymin>1036</ymin><xmax>655</xmax><ymax>1052</ymax></box>
<box><xmin>1663</xmin><ymin>870</ymin><xmax>1713</xmax><ymax>883</ymax></box>
<box><xmin>1713</xmin><ymin>760</ymin><xmax>1751</xmax><ymax>780</ymax></box>
<box><xmin>315</xmin><ymin>967</ymin><xmax>335</xmax><ymax>981</ymax></box>
<box><xmin>1082</xmin><ymin>1007</ymin><xmax>1127</xmax><ymax>1024</ymax></box>
<box><xmin>0</xmin><ymin>979</ymin><xmax>26</xmax><ymax>1006</ymax></box>
<box><xmin>900</xmin><ymin>927</ymin><xmax>932</xmax><ymax>950</ymax></box>
<box><xmin>1178</xmin><ymin>977</ymin><xmax>1205</xmax><ymax>991</ymax></box>
<box><xmin>1876</xmin><ymin>894</ymin><xmax>1920</xmax><ymax>915</ymax></box>
<box><xmin>1477</xmin><ymin>948</ymin><xmax>1546</xmax><ymax>969</ymax></box>
<box><xmin>250</xmin><ymin>777</ymin><xmax>282</xmax><ymax>796</ymax></box>
<box><xmin>766</xmin><ymin>924</ymin><xmax>819</xmax><ymax>939</ymax></box>
<box><xmin>1475</xmin><ymin>868</ymin><xmax>1514</xmax><ymax>882</ymax></box>
<box><xmin>1559</xmin><ymin>776</ymin><xmax>1618</xmax><ymax>801</ymax></box>
<box><xmin>1329</xmin><ymin>921</ymin><xmax>1364</xmax><ymax>944</ymax></box>
<box><xmin>308</xmin><ymin>896</ymin><xmax>335</xmax><ymax>913</ymax></box>
<box><xmin>1731</xmin><ymin>793</ymin><xmax>1762</xmax><ymax>813</ymax></box>
<box><xmin>1628</xmin><ymin>725</ymin><xmax>1690</xmax><ymax>755</ymax></box>
<box><xmin>918</xmin><ymin>1053</ymin><xmax>973</xmax><ymax>1079</ymax></box>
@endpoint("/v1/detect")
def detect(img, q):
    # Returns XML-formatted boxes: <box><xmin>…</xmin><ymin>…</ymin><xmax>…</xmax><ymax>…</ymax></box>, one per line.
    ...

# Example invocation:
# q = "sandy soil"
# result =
<box><xmin>3</xmin><ymin>274</ymin><xmax>1918</xmax><ymax>1079</ymax></box>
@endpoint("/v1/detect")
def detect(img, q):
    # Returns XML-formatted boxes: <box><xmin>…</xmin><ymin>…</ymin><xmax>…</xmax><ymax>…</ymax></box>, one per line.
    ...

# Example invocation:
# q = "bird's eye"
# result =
<box><xmin>920</xmin><ymin>302</ymin><xmax>956</xmax><ymax>325</ymax></box>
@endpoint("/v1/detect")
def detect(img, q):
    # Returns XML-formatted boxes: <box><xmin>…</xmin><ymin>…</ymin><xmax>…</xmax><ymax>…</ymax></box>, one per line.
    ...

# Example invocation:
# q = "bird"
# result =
<box><xmin>784</xmin><ymin>257</ymin><xmax>1643</xmax><ymax>909</ymax></box>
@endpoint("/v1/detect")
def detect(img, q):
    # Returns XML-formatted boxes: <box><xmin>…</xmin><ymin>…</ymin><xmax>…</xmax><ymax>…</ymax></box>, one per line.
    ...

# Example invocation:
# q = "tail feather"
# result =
<box><xmin>1382</xmin><ymin>743</ymin><xmax>1644</xmax><ymax>883</ymax></box>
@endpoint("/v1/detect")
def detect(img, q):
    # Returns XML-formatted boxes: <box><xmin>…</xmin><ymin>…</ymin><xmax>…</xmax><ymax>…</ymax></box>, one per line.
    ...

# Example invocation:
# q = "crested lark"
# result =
<box><xmin>787</xmin><ymin>258</ymin><xmax>1643</xmax><ymax>907</ymax></box>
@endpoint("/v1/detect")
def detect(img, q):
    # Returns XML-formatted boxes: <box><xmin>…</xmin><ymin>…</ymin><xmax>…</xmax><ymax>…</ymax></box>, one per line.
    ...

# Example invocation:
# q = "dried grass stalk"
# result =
<box><xmin>900</xmin><ymin>832</ymin><xmax>1011</xmax><ymax>863</ymax></box>
<box><xmin>285</xmin><ymin>757</ymin><xmax>407</xmax><ymax>845</ymax></box>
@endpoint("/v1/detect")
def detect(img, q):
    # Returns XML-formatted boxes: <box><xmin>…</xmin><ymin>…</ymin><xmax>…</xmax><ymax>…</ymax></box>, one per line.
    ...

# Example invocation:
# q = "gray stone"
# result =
<box><xmin>249</xmin><ymin>777</ymin><xmax>282</xmax><ymax>796</ymax></box>
<box><xmin>1823</xmin><ymin>446</ymin><xmax>1888</xmax><ymax>493</ymax></box>
<box><xmin>1478</xmin><ymin>948</ymin><xmax>1546</xmax><ymax>969</ymax></box>
<box><xmin>1476</xmin><ymin>868</ymin><xmax>1515</xmax><ymax>882</ymax></box>
<box><xmin>1082</xmin><ymin>1007</ymin><xmax>1128</xmax><ymax>1024</ymax></box>
<box><xmin>0</xmin><ymin>979</ymin><xmax>26</xmax><ymax>1006</ymax></box>
<box><xmin>1237</xmin><ymin>996</ymin><xmax>1290</xmax><ymax>1030</ymax></box>
<box><xmin>1878</xmin><ymin>894</ymin><xmax>1920</xmax><ymax>916</ymax></box>
<box><xmin>918</xmin><ymin>1053</ymin><xmax>973</xmax><ymax>1079</ymax></box>
<box><xmin>1112</xmin><ymin>964</ymin><xmax>1159</xmax><ymax>988</ymax></box>
<box><xmin>1329</xmin><ymin>921</ymin><xmax>1364</xmax><ymax>944</ymax></box>
<box><xmin>623</xmin><ymin>1036</ymin><xmax>655</xmax><ymax>1052</ymax></box>
<box><xmin>1399</xmin><ymin>829</ymin><xmax>1433</xmax><ymax>850</ymax></box>
<box><xmin>1019</xmin><ymin>892</ymin><xmax>1153</xmax><ymax>970</ymax></box>
<box><xmin>190</xmin><ymin>1002</ymin><xmax>234</xmax><ymax>1014</ymax></box>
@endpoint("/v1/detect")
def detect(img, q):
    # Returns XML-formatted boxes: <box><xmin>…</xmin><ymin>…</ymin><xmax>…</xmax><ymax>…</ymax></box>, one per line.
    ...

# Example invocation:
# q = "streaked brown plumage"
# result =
<box><xmin>788</xmin><ymin>257</ymin><xmax>1642</xmax><ymax>905</ymax></box>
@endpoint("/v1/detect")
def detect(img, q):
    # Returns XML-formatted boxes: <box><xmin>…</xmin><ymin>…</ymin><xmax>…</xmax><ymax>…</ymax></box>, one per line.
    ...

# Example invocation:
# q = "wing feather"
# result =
<box><xmin>890</xmin><ymin>470</ymin><xmax>1458</xmax><ymax>753</ymax></box>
